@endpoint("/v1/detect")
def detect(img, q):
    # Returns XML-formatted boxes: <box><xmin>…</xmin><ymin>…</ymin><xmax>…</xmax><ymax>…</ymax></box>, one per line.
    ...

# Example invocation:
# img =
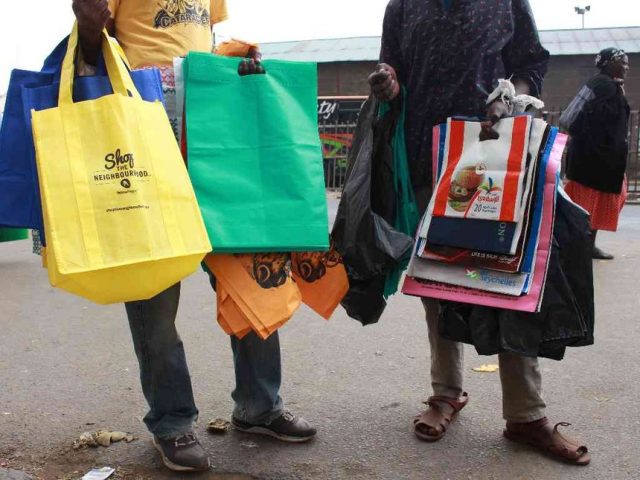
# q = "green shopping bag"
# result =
<box><xmin>381</xmin><ymin>90</ymin><xmax>420</xmax><ymax>297</ymax></box>
<box><xmin>0</xmin><ymin>228</ymin><xmax>28</xmax><ymax>242</ymax></box>
<box><xmin>183</xmin><ymin>53</ymin><xmax>329</xmax><ymax>253</ymax></box>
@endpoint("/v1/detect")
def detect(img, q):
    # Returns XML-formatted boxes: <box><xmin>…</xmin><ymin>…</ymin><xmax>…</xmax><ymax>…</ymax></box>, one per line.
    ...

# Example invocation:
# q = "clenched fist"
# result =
<box><xmin>72</xmin><ymin>0</ymin><xmax>111</xmax><ymax>64</ymax></box>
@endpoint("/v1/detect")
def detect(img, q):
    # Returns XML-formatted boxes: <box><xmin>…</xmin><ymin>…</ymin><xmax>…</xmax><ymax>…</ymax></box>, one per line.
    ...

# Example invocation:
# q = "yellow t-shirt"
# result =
<box><xmin>108</xmin><ymin>0</ymin><xmax>229</xmax><ymax>69</ymax></box>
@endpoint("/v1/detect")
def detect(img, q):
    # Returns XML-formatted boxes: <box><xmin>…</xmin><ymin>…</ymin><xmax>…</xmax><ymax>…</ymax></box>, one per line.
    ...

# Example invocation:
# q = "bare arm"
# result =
<box><xmin>72</xmin><ymin>0</ymin><xmax>113</xmax><ymax>65</ymax></box>
<box><xmin>369</xmin><ymin>0</ymin><xmax>403</xmax><ymax>101</ymax></box>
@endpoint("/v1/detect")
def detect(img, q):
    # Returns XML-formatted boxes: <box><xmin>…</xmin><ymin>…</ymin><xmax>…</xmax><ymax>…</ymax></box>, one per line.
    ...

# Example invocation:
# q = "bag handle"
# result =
<box><xmin>59</xmin><ymin>22</ymin><xmax>141</xmax><ymax>105</ymax></box>
<box><xmin>102</xmin><ymin>36</ymin><xmax>142</xmax><ymax>99</ymax></box>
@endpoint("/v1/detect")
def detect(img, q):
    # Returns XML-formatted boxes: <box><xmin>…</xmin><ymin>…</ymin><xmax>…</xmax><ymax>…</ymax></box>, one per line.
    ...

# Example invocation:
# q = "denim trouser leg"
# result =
<box><xmin>205</xmin><ymin>271</ymin><xmax>284</xmax><ymax>425</ymax></box>
<box><xmin>125</xmin><ymin>282</ymin><xmax>199</xmax><ymax>439</ymax></box>
<box><xmin>230</xmin><ymin>331</ymin><xmax>284</xmax><ymax>425</ymax></box>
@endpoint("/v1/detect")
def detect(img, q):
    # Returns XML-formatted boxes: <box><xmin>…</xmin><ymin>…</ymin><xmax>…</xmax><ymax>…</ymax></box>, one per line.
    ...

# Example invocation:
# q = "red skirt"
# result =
<box><xmin>564</xmin><ymin>178</ymin><xmax>627</xmax><ymax>231</ymax></box>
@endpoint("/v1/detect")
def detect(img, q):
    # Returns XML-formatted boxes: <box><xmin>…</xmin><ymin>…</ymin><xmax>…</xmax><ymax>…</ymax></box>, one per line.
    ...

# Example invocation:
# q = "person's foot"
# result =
<box><xmin>232</xmin><ymin>411</ymin><xmax>317</xmax><ymax>443</ymax></box>
<box><xmin>413</xmin><ymin>393</ymin><xmax>469</xmax><ymax>442</ymax></box>
<box><xmin>592</xmin><ymin>246</ymin><xmax>614</xmax><ymax>260</ymax></box>
<box><xmin>504</xmin><ymin>417</ymin><xmax>590</xmax><ymax>466</ymax></box>
<box><xmin>153</xmin><ymin>432</ymin><xmax>211</xmax><ymax>472</ymax></box>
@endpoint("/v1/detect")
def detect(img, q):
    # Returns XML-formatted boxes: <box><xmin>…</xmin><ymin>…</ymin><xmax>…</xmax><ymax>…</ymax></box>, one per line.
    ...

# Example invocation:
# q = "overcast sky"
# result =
<box><xmin>1</xmin><ymin>0</ymin><xmax>638</xmax><ymax>92</ymax></box>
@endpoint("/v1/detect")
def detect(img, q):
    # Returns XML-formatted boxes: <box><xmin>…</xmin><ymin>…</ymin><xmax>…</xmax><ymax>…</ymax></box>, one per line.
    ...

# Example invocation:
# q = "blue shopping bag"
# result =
<box><xmin>0</xmin><ymin>36</ymin><xmax>164</xmax><ymax>239</ymax></box>
<box><xmin>0</xmin><ymin>39</ymin><xmax>66</xmax><ymax>231</ymax></box>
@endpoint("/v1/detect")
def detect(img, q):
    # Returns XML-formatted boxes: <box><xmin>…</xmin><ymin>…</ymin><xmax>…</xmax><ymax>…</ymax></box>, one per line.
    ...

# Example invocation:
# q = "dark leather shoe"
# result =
<box><xmin>592</xmin><ymin>246</ymin><xmax>614</xmax><ymax>260</ymax></box>
<box><xmin>153</xmin><ymin>432</ymin><xmax>210</xmax><ymax>472</ymax></box>
<box><xmin>232</xmin><ymin>411</ymin><xmax>317</xmax><ymax>443</ymax></box>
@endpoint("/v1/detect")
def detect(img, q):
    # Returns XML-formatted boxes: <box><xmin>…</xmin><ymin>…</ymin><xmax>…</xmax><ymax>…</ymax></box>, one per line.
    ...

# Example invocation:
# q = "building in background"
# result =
<box><xmin>262</xmin><ymin>27</ymin><xmax>640</xmax><ymax>195</ymax></box>
<box><xmin>261</xmin><ymin>27</ymin><xmax>640</xmax><ymax>108</ymax></box>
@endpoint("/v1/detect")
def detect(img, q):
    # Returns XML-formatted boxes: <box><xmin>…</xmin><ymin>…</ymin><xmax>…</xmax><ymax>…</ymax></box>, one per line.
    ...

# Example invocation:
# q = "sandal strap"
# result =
<box><xmin>425</xmin><ymin>393</ymin><xmax>469</xmax><ymax>414</ymax></box>
<box><xmin>552</xmin><ymin>422</ymin><xmax>589</xmax><ymax>457</ymax></box>
<box><xmin>414</xmin><ymin>405</ymin><xmax>455</xmax><ymax>436</ymax></box>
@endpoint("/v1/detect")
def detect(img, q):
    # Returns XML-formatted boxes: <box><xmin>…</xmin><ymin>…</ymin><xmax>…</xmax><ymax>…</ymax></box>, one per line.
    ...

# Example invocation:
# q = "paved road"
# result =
<box><xmin>1</xmin><ymin>203</ymin><xmax>639</xmax><ymax>479</ymax></box>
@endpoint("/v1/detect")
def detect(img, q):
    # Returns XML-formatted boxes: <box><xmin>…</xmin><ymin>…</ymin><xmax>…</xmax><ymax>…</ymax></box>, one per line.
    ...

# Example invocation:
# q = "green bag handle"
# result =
<box><xmin>381</xmin><ymin>89</ymin><xmax>420</xmax><ymax>297</ymax></box>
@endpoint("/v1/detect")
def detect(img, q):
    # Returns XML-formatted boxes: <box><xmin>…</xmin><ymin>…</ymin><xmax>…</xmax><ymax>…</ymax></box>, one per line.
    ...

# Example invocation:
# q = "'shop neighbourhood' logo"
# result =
<box><xmin>94</xmin><ymin>149</ymin><xmax>150</xmax><ymax>184</ymax></box>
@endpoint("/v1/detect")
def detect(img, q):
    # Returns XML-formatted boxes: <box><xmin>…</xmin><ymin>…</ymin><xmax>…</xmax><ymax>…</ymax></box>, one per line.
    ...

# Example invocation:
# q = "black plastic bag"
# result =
<box><xmin>438</xmin><ymin>190</ymin><xmax>595</xmax><ymax>360</ymax></box>
<box><xmin>332</xmin><ymin>97</ymin><xmax>414</xmax><ymax>325</ymax></box>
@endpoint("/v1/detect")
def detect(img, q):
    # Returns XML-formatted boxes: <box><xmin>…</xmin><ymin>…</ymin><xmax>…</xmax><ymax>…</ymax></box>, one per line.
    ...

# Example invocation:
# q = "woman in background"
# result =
<box><xmin>564</xmin><ymin>48</ymin><xmax>631</xmax><ymax>260</ymax></box>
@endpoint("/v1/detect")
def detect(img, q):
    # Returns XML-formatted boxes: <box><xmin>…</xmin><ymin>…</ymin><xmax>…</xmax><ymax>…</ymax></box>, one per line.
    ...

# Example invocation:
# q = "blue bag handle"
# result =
<box><xmin>41</xmin><ymin>37</ymin><xmax>69</xmax><ymax>75</ymax></box>
<box><xmin>40</xmin><ymin>36</ymin><xmax>111</xmax><ymax>77</ymax></box>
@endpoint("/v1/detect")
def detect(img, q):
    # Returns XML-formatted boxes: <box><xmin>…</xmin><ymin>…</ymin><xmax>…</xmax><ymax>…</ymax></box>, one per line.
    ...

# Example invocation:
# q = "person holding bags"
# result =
<box><xmin>369</xmin><ymin>0</ymin><xmax>590</xmax><ymax>466</ymax></box>
<box><xmin>70</xmin><ymin>0</ymin><xmax>316</xmax><ymax>472</ymax></box>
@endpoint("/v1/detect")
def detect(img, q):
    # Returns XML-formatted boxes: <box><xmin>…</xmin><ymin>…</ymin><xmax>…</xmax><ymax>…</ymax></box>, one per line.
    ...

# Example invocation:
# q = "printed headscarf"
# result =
<box><xmin>595</xmin><ymin>47</ymin><xmax>626</xmax><ymax>70</ymax></box>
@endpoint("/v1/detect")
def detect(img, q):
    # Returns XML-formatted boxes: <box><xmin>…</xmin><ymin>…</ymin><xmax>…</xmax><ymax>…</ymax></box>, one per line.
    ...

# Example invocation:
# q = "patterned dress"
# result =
<box><xmin>380</xmin><ymin>0</ymin><xmax>549</xmax><ymax>189</ymax></box>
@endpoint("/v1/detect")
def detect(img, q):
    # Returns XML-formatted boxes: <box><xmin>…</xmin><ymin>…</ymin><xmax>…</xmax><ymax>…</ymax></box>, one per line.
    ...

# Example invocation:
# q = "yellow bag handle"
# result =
<box><xmin>109</xmin><ymin>38</ymin><xmax>131</xmax><ymax>70</ymax></box>
<box><xmin>59</xmin><ymin>22</ymin><xmax>141</xmax><ymax>105</ymax></box>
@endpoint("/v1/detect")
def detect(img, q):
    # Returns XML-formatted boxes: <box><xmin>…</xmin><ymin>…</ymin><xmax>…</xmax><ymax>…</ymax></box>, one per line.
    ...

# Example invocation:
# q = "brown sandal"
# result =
<box><xmin>413</xmin><ymin>393</ymin><xmax>469</xmax><ymax>442</ymax></box>
<box><xmin>504</xmin><ymin>418</ymin><xmax>591</xmax><ymax>466</ymax></box>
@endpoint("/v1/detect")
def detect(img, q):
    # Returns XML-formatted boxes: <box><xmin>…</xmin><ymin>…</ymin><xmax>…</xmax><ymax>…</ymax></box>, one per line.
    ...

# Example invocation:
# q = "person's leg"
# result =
<box><xmin>413</xmin><ymin>299</ymin><xmax>468</xmax><ymax>441</ymax></box>
<box><xmin>126</xmin><ymin>283</ymin><xmax>209</xmax><ymax>471</ymax></box>
<box><xmin>500</xmin><ymin>352</ymin><xmax>590</xmax><ymax>465</ymax></box>
<box><xmin>499</xmin><ymin>352</ymin><xmax>546</xmax><ymax>424</ymax></box>
<box><xmin>204</xmin><ymin>271</ymin><xmax>316</xmax><ymax>442</ymax></box>
<box><xmin>229</xmin><ymin>329</ymin><xmax>317</xmax><ymax>442</ymax></box>
<box><xmin>591</xmin><ymin>230</ymin><xmax>614</xmax><ymax>260</ymax></box>
<box><xmin>230</xmin><ymin>331</ymin><xmax>284</xmax><ymax>424</ymax></box>
<box><xmin>424</xmin><ymin>299</ymin><xmax>464</xmax><ymax>399</ymax></box>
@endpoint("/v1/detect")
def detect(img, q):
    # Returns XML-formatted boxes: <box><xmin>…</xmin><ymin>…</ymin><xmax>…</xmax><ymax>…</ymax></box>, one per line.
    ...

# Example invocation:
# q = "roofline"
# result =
<box><xmin>260</xmin><ymin>26</ymin><xmax>640</xmax><ymax>45</ymax></box>
<box><xmin>261</xmin><ymin>36</ymin><xmax>380</xmax><ymax>45</ymax></box>
<box><xmin>539</xmin><ymin>25</ymin><xmax>640</xmax><ymax>32</ymax></box>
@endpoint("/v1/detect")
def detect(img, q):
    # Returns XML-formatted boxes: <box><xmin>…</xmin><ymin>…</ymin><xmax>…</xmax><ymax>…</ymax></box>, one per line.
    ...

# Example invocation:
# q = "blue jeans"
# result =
<box><xmin>125</xmin><ymin>281</ymin><xmax>284</xmax><ymax>439</ymax></box>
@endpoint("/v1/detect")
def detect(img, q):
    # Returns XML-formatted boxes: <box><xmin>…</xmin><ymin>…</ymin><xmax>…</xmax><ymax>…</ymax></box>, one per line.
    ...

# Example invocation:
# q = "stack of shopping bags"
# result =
<box><xmin>177</xmin><ymin>52</ymin><xmax>348</xmax><ymax>338</ymax></box>
<box><xmin>403</xmin><ymin>116</ymin><xmax>567</xmax><ymax>313</ymax></box>
<box><xmin>0</xmin><ymin>24</ymin><xmax>211</xmax><ymax>303</ymax></box>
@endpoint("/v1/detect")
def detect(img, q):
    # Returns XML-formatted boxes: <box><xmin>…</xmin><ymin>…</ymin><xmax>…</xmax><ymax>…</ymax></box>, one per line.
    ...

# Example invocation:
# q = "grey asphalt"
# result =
<box><xmin>1</xmin><ymin>200</ymin><xmax>639</xmax><ymax>480</ymax></box>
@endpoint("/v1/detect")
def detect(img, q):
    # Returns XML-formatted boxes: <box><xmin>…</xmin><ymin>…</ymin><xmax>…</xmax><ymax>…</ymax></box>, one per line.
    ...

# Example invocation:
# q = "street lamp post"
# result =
<box><xmin>574</xmin><ymin>5</ymin><xmax>591</xmax><ymax>29</ymax></box>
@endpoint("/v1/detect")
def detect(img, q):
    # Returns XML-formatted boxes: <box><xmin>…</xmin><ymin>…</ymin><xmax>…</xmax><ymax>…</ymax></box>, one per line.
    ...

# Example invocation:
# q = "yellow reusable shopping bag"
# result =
<box><xmin>31</xmin><ymin>25</ymin><xmax>211</xmax><ymax>304</ymax></box>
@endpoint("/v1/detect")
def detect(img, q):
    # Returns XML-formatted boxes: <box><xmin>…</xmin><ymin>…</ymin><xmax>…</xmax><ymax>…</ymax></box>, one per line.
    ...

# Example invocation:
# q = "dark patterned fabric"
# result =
<box><xmin>380</xmin><ymin>0</ymin><xmax>549</xmax><ymax>187</ymax></box>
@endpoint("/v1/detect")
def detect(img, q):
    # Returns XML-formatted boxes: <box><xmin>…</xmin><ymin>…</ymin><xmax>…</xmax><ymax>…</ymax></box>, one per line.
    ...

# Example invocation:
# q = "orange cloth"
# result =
<box><xmin>205</xmin><ymin>254</ymin><xmax>301</xmax><ymax>340</ymax></box>
<box><xmin>215</xmin><ymin>39</ymin><xmax>259</xmax><ymax>58</ymax></box>
<box><xmin>107</xmin><ymin>0</ymin><xmax>229</xmax><ymax>68</ymax></box>
<box><xmin>205</xmin><ymin>249</ymin><xmax>349</xmax><ymax>339</ymax></box>
<box><xmin>217</xmin><ymin>284</ymin><xmax>253</xmax><ymax>339</ymax></box>
<box><xmin>292</xmin><ymin>251</ymin><xmax>349</xmax><ymax>320</ymax></box>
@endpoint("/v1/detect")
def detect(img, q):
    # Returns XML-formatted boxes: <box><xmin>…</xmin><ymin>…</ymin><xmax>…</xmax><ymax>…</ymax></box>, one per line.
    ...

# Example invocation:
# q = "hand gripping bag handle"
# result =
<box><xmin>58</xmin><ymin>23</ymin><xmax>141</xmax><ymax>106</ymax></box>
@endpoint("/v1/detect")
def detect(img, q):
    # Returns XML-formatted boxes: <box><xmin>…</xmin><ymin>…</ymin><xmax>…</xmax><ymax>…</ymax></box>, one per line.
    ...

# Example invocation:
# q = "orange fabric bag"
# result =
<box><xmin>205</xmin><ymin>254</ymin><xmax>301</xmax><ymax>340</ymax></box>
<box><xmin>292</xmin><ymin>249</ymin><xmax>349</xmax><ymax>320</ymax></box>
<box><xmin>206</xmin><ymin>249</ymin><xmax>349</xmax><ymax>339</ymax></box>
